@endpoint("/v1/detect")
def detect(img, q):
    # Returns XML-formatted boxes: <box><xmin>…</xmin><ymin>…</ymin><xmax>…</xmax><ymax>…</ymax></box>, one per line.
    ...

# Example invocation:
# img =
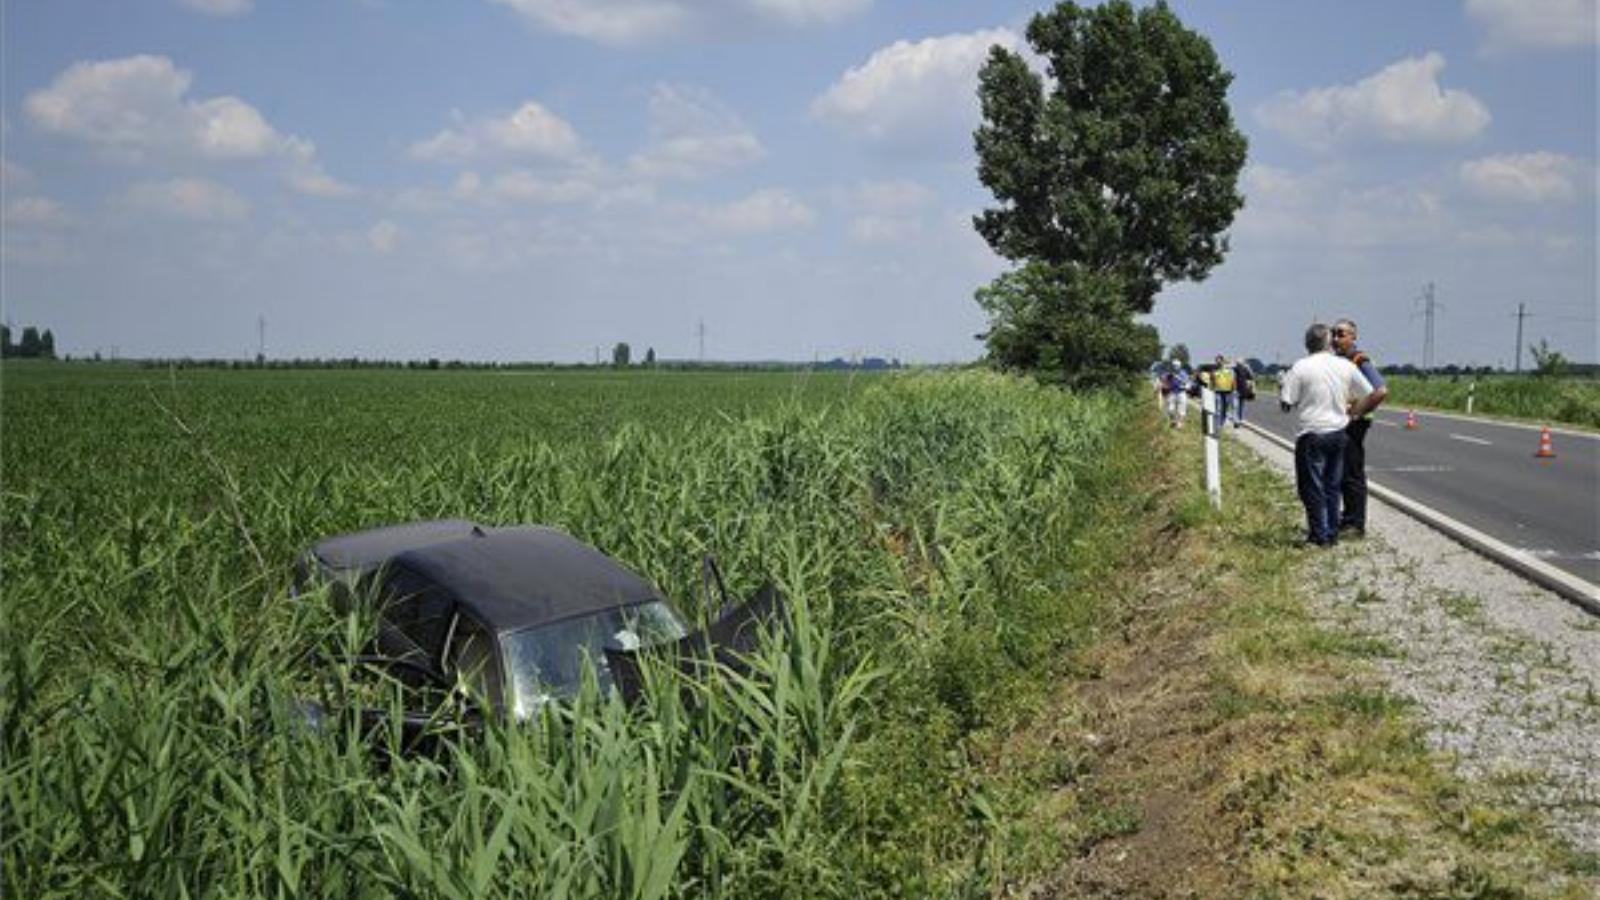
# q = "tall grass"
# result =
<box><xmin>1382</xmin><ymin>374</ymin><xmax>1600</xmax><ymax>428</ymax></box>
<box><xmin>3</xmin><ymin>366</ymin><xmax>1137</xmax><ymax>896</ymax></box>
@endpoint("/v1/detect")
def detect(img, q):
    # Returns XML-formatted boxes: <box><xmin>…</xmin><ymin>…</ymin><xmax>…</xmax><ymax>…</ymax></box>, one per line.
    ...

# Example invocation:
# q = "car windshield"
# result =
<box><xmin>501</xmin><ymin>600</ymin><xmax>688</xmax><ymax>718</ymax></box>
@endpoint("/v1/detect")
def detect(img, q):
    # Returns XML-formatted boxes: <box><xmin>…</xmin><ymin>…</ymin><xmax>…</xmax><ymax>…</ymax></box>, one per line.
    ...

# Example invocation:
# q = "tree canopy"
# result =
<box><xmin>972</xmin><ymin>0</ymin><xmax>1246</xmax><ymax>385</ymax></box>
<box><xmin>3</xmin><ymin>324</ymin><xmax>59</xmax><ymax>360</ymax></box>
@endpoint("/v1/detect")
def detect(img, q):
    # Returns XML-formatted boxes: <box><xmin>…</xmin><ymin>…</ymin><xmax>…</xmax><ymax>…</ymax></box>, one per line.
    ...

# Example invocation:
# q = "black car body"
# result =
<box><xmin>296</xmin><ymin>520</ymin><xmax>776</xmax><ymax>738</ymax></box>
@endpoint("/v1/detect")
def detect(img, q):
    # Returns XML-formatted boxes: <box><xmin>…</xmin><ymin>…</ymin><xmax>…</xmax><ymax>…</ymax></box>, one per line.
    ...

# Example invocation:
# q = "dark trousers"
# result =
<box><xmin>1340</xmin><ymin>417</ymin><xmax>1372</xmax><ymax>530</ymax></box>
<box><xmin>1294</xmin><ymin>430</ymin><xmax>1348</xmax><ymax>544</ymax></box>
<box><xmin>1215</xmin><ymin>390</ymin><xmax>1234</xmax><ymax>424</ymax></box>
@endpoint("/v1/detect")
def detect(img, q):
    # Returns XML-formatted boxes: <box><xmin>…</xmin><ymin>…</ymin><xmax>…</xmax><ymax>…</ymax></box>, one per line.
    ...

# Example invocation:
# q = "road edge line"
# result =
<box><xmin>1239</xmin><ymin>421</ymin><xmax>1600</xmax><ymax>617</ymax></box>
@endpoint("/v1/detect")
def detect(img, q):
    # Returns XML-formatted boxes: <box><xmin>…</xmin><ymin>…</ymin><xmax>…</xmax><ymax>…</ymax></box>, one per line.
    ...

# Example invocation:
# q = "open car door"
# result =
<box><xmin>605</xmin><ymin>580</ymin><xmax>786</xmax><ymax>705</ymax></box>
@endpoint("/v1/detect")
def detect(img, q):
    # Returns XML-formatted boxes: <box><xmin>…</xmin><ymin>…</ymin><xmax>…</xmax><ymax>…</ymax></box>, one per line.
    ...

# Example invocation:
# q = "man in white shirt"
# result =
<box><xmin>1279</xmin><ymin>323</ymin><xmax>1379</xmax><ymax>546</ymax></box>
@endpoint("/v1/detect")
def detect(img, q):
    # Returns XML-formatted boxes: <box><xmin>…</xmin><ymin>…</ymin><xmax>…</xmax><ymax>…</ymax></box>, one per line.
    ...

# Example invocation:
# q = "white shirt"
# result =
<box><xmin>1279</xmin><ymin>350</ymin><xmax>1373</xmax><ymax>436</ymax></box>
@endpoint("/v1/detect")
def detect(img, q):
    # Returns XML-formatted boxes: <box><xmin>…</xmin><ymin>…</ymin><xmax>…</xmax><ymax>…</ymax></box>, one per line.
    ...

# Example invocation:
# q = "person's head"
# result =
<box><xmin>1305</xmin><ymin>322</ymin><xmax>1331</xmax><ymax>353</ymax></box>
<box><xmin>1215</xmin><ymin>354</ymin><xmax>1226</xmax><ymax>366</ymax></box>
<box><xmin>1332</xmin><ymin>319</ymin><xmax>1358</xmax><ymax>355</ymax></box>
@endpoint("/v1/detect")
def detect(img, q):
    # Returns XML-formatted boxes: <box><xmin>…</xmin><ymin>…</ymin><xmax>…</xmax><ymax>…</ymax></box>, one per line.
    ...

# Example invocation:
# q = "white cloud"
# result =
<box><xmin>1255</xmin><ymin>53</ymin><xmax>1490</xmax><ymax>149</ymax></box>
<box><xmin>179</xmin><ymin>0</ymin><xmax>253</xmax><ymax>15</ymax></box>
<box><xmin>848</xmin><ymin>215</ymin><xmax>922</xmax><ymax>244</ymax></box>
<box><xmin>120</xmin><ymin>177</ymin><xmax>250</xmax><ymax>221</ymax></box>
<box><xmin>483</xmin><ymin>170</ymin><xmax>598</xmax><ymax>203</ymax></box>
<box><xmin>834</xmin><ymin>178</ymin><xmax>935</xmax><ymax>214</ymax></box>
<box><xmin>629</xmin><ymin>84</ymin><xmax>765</xmax><ymax>179</ymax></box>
<box><xmin>3</xmin><ymin>196</ymin><xmax>72</xmax><ymax>228</ymax></box>
<box><xmin>29</xmin><ymin>56</ymin><xmax>284</xmax><ymax>158</ymax></box>
<box><xmin>288</xmin><ymin>167</ymin><xmax>358</xmax><ymax>198</ymax></box>
<box><xmin>410</xmin><ymin>101</ymin><xmax>583</xmax><ymax>164</ymax></box>
<box><xmin>811</xmin><ymin>29</ymin><xmax>1020</xmax><ymax>150</ymax></box>
<box><xmin>1460</xmin><ymin>152</ymin><xmax>1590</xmax><ymax>202</ymax></box>
<box><xmin>1466</xmin><ymin>0</ymin><xmax>1598</xmax><ymax>51</ymax></box>
<box><xmin>833</xmin><ymin>178</ymin><xmax>935</xmax><ymax>243</ymax></box>
<box><xmin>24</xmin><ymin>55</ymin><xmax>348</xmax><ymax>194</ymax></box>
<box><xmin>704</xmin><ymin>188</ymin><xmax>815</xmax><ymax>233</ymax></box>
<box><xmin>489</xmin><ymin>0</ymin><xmax>868</xmax><ymax>46</ymax></box>
<box><xmin>367</xmin><ymin>220</ymin><xmax>401</xmax><ymax>253</ymax></box>
<box><xmin>394</xmin><ymin>167</ymin><xmax>602</xmax><ymax>211</ymax></box>
<box><xmin>1232</xmin><ymin>164</ymin><xmax>1456</xmax><ymax>249</ymax></box>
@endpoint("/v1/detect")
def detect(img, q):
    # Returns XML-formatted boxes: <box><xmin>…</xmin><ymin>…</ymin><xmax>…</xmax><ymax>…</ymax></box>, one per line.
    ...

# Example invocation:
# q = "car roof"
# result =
<box><xmin>310</xmin><ymin>521</ymin><xmax>665</xmax><ymax>635</ymax></box>
<box><xmin>309</xmin><ymin>519</ymin><xmax>481</xmax><ymax>575</ymax></box>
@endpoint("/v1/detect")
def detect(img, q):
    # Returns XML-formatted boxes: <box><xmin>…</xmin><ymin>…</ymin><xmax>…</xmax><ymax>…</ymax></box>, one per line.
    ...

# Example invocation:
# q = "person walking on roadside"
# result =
<box><xmin>1208</xmin><ymin>354</ymin><xmax>1237</xmax><ymax>428</ymax></box>
<box><xmin>1231</xmin><ymin>357</ymin><xmax>1255</xmax><ymax>427</ymax></box>
<box><xmin>1332</xmin><ymin>319</ymin><xmax>1388</xmax><ymax>536</ymax></box>
<box><xmin>1280</xmin><ymin>323</ymin><xmax>1379</xmax><ymax>547</ymax></box>
<box><xmin>1160</xmin><ymin>361</ymin><xmax>1190</xmax><ymax>427</ymax></box>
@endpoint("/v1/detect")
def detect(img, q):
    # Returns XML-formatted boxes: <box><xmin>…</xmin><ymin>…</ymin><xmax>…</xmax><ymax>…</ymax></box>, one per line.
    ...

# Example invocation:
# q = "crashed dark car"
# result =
<box><xmin>295</xmin><ymin>519</ymin><xmax>779</xmax><ymax>742</ymax></box>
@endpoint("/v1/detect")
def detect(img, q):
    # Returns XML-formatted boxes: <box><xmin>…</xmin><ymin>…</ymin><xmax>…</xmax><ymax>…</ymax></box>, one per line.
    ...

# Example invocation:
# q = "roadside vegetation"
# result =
<box><xmin>1382</xmin><ymin>374</ymin><xmax>1600</xmax><ymax>429</ymax></box>
<box><xmin>985</xmin><ymin>413</ymin><xmax>1596</xmax><ymax>895</ymax></box>
<box><xmin>4</xmin><ymin>363</ymin><xmax>1149</xmax><ymax>896</ymax></box>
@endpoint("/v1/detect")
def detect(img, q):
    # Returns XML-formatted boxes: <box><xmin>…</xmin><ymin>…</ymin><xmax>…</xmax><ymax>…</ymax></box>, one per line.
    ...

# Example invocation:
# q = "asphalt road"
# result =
<box><xmin>1237</xmin><ymin>403</ymin><xmax>1600</xmax><ymax>587</ymax></box>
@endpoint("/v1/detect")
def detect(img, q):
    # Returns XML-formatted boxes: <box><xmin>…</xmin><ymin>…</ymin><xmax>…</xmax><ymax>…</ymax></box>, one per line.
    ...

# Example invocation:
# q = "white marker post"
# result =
<box><xmin>1202</xmin><ymin>386</ymin><xmax>1222</xmax><ymax>509</ymax></box>
<box><xmin>1466</xmin><ymin>381</ymin><xmax>1476</xmax><ymax>415</ymax></box>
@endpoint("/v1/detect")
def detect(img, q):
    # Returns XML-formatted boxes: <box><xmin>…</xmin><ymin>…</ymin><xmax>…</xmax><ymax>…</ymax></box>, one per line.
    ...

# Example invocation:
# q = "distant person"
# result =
<box><xmin>1159</xmin><ymin>361</ymin><xmax>1190</xmax><ymax>427</ymax></box>
<box><xmin>1231</xmin><ymin>357</ymin><xmax>1255</xmax><ymax>427</ymax></box>
<box><xmin>1208</xmin><ymin>354</ymin><xmax>1237</xmax><ymax>427</ymax></box>
<box><xmin>1332</xmin><ymin>319</ymin><xmax>1388</xmax><ymax>536</ymax></box>
<box><xmin>1279</xmin><ymin>324</ymin><xmax>1378</xmax><ymax>547</ymax></box>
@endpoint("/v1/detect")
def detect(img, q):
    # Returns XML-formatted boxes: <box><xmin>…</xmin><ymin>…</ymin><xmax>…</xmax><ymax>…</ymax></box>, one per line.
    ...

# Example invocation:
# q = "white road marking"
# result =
<box><xmin>1385</xmin><ymin>465</ymin><xmax>1454</xmax><ymax>473</ymax></box>
<box><xmin>1374</xmin><ymin>420</ymin><xmax>1399</xmax><ymax>428</ymax></box>
<box><xmin>1449</xmin><ymin>433</ymin><xmax>1493</xmax><ymax>446</ymax></box>
<box><xmin>1521</xmin><ymin>548</ymin><xmax>1600</xmax><ymax>563</ymax></box>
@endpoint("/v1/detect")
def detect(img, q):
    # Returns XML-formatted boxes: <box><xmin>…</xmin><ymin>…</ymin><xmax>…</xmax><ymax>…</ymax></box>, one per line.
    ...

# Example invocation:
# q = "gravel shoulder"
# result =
<box><xmin>1231</xmin><ymin>425</ymin><xmax>1600</xmax><ymax>855</ymax></box>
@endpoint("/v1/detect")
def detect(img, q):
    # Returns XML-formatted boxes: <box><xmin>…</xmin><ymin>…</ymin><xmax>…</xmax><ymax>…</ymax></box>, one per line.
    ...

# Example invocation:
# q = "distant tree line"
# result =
<box><xmin>1</xmin><ymin>325</ymin><xmax>57</xmax><ymax>359</ymax></box>
<box><xmin>121</xmin><ymin>356</ymin><xmax>911</xmax><ymax>373</ymax></box>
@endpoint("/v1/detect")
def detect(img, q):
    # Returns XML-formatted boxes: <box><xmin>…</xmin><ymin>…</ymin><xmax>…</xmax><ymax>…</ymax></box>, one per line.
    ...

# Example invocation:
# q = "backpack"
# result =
<box><xmin>1212</xmin><ymin>367</ymin><xmax>1236</xmax><ymax>392</ymax></box>
<box><xmin>1235</xmin><ymin>364</ymin><xmax>1255</xmax><ymax>400</ymax></box>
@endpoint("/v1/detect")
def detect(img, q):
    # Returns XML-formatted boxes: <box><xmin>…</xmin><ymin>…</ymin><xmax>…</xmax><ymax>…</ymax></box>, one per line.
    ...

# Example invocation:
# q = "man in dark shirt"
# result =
<box><xmin>1332</xmin><ymin>318</ymin><xmax>1389</xmax><ymax>535</ymax></box>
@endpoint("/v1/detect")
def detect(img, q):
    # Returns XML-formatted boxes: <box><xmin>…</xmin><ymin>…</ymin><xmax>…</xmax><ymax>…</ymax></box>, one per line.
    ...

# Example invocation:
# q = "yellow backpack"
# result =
<box><xmin>1212</xmin><ymin>367</ymin><xmax>1236</xmax><ymax>392</ymax></box>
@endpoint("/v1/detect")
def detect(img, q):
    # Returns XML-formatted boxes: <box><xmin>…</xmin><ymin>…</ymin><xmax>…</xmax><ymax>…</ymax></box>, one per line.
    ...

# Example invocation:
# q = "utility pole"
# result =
<box><xmin>697</xmin><ymin>318</ymin><xmax>706</xmax><ymax>363</ymax></box>
<box><xmin>1422</xmin><ymin>282</ymin><xmax>1435</xmax><ymax>372</ymax></box>
<box><xmin>1513</xmin><ymin>302</ymin><xmax>1529</xmax><ymax>373</ymax></box>
<box><xmin>1411</xmin><ymin>282</ymin><xmax>1440</xmax><ymax>372</ymax></box>
<box><xmin>257</xmin><ymin>314</ymin><xmax>266</xmax><ymax>362</ymax></box>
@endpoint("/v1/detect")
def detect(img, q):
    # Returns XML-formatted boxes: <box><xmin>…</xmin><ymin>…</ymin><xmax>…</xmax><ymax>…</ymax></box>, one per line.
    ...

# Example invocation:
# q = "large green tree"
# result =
<box><xmin>973</xmin><ymin>0</ymin><xmax>1246</xmax><ymax>385</ymax></box>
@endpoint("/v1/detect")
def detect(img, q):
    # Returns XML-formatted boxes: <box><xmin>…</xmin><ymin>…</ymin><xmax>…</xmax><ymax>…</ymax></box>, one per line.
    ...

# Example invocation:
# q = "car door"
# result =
<box><xmin>376</xmin><ymin>566</ymin><xmax>457</xmax><ymax>674</ymax></box>
<box><xmin>444</xmin><ymin>611</ymin><xmax>504</xmax><ymax>712</ymax></box>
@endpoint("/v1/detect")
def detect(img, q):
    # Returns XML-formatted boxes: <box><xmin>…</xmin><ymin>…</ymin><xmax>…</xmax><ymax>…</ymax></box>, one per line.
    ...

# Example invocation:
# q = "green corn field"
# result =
<box><xmin>1382</xmin><ymin>374</ymin><xmax>1600</xmax><ymax>429</ymax></box>
<box><xmin>2</xmin><ymin>363</ymin><xmax>1142</xmax><ymax>897</ymax></box>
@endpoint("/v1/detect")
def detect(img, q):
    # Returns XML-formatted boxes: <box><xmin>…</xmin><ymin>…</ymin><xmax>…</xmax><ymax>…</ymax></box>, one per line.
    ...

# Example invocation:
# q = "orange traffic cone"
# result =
<box><xmin>1405</xmin><ymin>409</ymin><xmax>1418</xmax><ymax>430</ymax></box>
<box><xmin>1534</xmin><ymin>426</ymin><xmax>1556</xmax><ymax>459</ymax></box>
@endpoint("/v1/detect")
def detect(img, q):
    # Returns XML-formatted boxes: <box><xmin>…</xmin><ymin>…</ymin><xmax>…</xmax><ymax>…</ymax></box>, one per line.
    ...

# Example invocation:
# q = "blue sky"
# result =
<box><xmin>2</xmin><ymin>0</ymin><xmax>1595</xmax><ymax>366</ymax></box>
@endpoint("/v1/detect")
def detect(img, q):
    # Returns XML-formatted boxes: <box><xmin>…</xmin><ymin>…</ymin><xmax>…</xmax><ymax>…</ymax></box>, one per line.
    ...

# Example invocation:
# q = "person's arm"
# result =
<box><xmin>1278</xmin><ymin>368</ymin><xmax>1297</xmax><ymax>412</ymax></box>
<box><xmin>1358</xmin><ymin>360</ymin><xmax>1388</xmax><ymax>410</ymax></box>
<box><xmin>1346</xmin><ymin>366</ymin><xmax>1377</xmax><ymax>418</ymax></box>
